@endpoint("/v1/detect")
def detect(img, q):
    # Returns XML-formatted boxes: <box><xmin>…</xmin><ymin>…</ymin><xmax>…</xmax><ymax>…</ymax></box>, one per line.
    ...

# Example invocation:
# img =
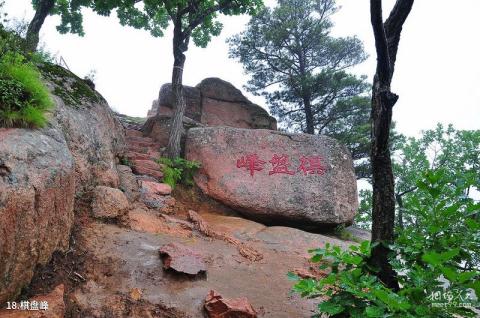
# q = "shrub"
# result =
<box><xmin>156</xmin><ymin>157</ymin><xmax>201</xmax><ymax>189</ymax></box>
<box><xmin>290</xmin><ymin>169</ymin><xmax>480</xmax><ymax>318</ymax></box>
<box><xmin>119</xmin><ymin>156</ymin><xmax>132</xmax><ymax>167</ymax></box>
<box><xmin>0</xmin><ymin>51</ymin><xmax>53</xmax><ymax>128</ymax></box>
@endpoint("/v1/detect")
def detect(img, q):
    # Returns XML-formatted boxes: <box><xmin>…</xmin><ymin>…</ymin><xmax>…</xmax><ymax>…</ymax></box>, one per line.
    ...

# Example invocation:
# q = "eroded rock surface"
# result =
<box><xmin>0</xmin><ymin>62</ymin><xmax>124</xmax><ymax>304</ymax></box>
<box><xmin>185</xmin><ymin>127</ymin><xmax>358</xmax><ymax>228</ymax></box>
<box><xmin>69</xmin><ymin>212</ymin><xmax>354</xmax><ymax>317</ymax></box>
<box><xmin>144</xmin><ymin>78</ymin><xmax>276</xmax><ymax>149</ymax></box>
<box><xmin>0</xmin><ymin>129</ymin><xmax>75</xmax><ymax>304</ymax></box>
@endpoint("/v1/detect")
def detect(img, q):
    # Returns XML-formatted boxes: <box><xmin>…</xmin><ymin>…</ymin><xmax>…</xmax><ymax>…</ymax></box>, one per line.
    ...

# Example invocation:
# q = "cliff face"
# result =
<box><xmin>0</xmin><ymin>63</ymin><xmax>125</xmax><ymax>303</ymax></box>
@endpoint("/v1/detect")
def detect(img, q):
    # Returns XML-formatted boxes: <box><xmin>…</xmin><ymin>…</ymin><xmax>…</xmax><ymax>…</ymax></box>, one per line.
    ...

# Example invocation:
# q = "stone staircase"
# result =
<box><xmin>123</xmin><ymin>129</ymin><xmax>175</xmax><ymax>211</ymax></box>
<box><xmin>125</xmin><ymin>129</ymin><xmax>164</xmax><ymax>180</ymax></box>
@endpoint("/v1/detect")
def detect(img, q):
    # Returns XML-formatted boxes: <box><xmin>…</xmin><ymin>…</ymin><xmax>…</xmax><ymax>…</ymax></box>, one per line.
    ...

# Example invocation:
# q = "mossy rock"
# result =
<box><xmin>38</xmin><ymin>63</ymin><xmax>106</xmax><ymax>108</ymax></box>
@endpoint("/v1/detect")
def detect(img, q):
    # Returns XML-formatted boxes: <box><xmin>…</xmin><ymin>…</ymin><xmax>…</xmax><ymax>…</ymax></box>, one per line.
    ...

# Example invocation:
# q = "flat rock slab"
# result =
<box><xmin>71</xmin><ymin>214</ymin><xmax>353</xmax><ymax>317</ymax></box>
<box><xmin>159</xmin><ymin>243</ymin><xmax>207</xmax><ymax>276</ymax></box>
<box><xmin>185</xmin><ymin>127</ymin><xmax>358</xmax><ymax>228</ymax></box>
<box><xmin>205</xmin><ymin>290</ymin><xmax>257</xmax><ymax>318</ymax></box>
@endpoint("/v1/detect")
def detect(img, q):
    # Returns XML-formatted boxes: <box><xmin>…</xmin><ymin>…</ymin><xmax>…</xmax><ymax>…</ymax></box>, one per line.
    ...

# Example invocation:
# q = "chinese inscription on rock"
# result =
<box><xmin>236</xmin><ymin>154</ymin><xmax>327</xmax><ymax>177</ymax></box>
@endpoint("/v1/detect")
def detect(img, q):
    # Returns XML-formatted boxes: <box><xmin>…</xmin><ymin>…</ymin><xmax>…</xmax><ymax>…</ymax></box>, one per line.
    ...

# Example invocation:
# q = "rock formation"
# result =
<box><xmin>185</xmin><ymin>127</ymin><xmax>358</xmax><ymax>228</ymax></box>
<box><xmin>0</xmin><ymin>62</ymin><xmax>365</xmax><ymax>317</ymax></box>
<box><xmin>0</xmin><ymin>63</ymin><xmax>124</xmax><ymax>304</ymax></box>
<box><xmin>147</xmin><ymin>99</ymin><xmax>159</xmax><ymax>118</ymax></box>
<box><xmin>142</xmin><ymin>78</ymin><xmax>277</xmax><ymax>149</ymax></box>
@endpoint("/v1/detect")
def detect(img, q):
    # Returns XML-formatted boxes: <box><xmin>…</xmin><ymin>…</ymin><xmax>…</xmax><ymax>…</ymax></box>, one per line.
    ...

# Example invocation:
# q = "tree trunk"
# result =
<box><xmin>25</xmin><ymin>0</ymin><xmax>55</xmax><ymax>53</ymax></box>
<box><xmin>304</xmin><ymin>98</ymin><xmax>315</xmax><ymax>134</ymax></box>
<box><xmin>370</xmin><ymin>76</ymin><xmax>399</xmax><ymax>290</ymax></box>
<box><xmin>369</xmin><ymin>0</ymin><xmax>414</xmax><ymax>291</ymax></box>
<box><xmin>166</xmin><ymin>22</ymin><xmax>189</xmax><ymax>159</ymax></box>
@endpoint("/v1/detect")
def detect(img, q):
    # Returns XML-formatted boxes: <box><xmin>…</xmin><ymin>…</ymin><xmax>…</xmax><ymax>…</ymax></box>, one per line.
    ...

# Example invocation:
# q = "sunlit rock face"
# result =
<box><xmin>185</xmin><ymin>127</ymin><xmax>358</xmax><ymax>229</ymax></box>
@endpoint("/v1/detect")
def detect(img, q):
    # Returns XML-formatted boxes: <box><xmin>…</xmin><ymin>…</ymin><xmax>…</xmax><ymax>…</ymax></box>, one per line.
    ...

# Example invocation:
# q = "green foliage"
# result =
<box><xmin>0</xmin><ymin>51</ymin><xmax>53</xmax><ymax>128</ymax></box>
<box><xmin>119</xmin><ymin>157</ymin><xmax>132</xmax><ymax>167</ymax></box>
<box><xmin>333</xmin><ymin>224</ymin><xmax>360</xmax><ymax>243</ymax></box>
<box><xmin>157</xmin><ymin>157</ymin><xmax>201</xmax><ymax>189</ymax></box>
<box><xmin>30</xmin><ymin>0</ymin><xmax>89</xmax><ymax>36</ymax></box>
<box><xmin>357</xmin><ymin>125</ymin><xmax>479</xmax><ymax>230</ymax></box>
<box><xmin>71</xmin><ymin>0</ymin><xmax>263</xmax><ymax>46</ymax></box>
<box><xmin>292</xmin><ymin>170</ymin><xmax>480</xmax><ymax>317</ymax></box>
<box><xmin>355</xmin><ymin>189</ymin><xmax>373</xmax><ymax>230</ymax></box>
<box><xmin>38</xmin><ymin>62</ymin><xmax>103</xmax><ymax>107</ymax></box>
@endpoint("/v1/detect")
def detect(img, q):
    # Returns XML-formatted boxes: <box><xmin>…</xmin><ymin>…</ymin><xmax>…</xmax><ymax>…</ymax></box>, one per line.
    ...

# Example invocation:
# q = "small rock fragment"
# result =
<box><xmin>204</xmin><ymin>290</ymin><xmax>257</xmax><ymax>318</ymax></box>
<box><xmin>159</xmin><ymin>243</ymin><xmax>206</xmax><ymax>276</ymax></box>
<box><xmin>141</xmin><ymin>180</ymin><xmax>172</xmax><ymax>195</ymax></box>
<box><xmin>91</xmin><ymin>186</ymin><xmax>129</xmax><ymax>218</ymax></box>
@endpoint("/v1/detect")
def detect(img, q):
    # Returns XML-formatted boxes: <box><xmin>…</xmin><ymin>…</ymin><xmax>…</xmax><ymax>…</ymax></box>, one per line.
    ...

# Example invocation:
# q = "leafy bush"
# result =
<box><xmin>0</xmin><ymin>51</ymin><xmax>53</xmax><ymax>128</ymax></box>
<box><xmin>119</xmin><ymin>156</ymin><xmax>132</xmax><ymax>167</ymax></box>
<box><xmin>156</xmin><ymin>157</ymin><xmax>201</xmax><ymax>189</ymax></box>
<box><xmin>290</xmin><ymin>169</ymin><xmax>479</xmax><ymax>317</ymax></box>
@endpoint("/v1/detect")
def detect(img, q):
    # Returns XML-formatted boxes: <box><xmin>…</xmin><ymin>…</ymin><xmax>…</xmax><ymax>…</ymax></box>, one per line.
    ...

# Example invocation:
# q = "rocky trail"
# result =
<box><xmin>0</xmin><ymin>122</ymin><xmax>363</xmax><ymax>317</ymax></box>
<box><xmin>0</xmin><ymin>71</ymin><xmax>368</xmax><ymax>317</ymax></box>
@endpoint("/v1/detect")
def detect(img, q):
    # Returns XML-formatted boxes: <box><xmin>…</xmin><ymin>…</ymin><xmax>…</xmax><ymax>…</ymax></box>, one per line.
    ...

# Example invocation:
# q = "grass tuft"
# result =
<box><xmin>0</xmin><ymin>51</ymin><xmax>53</xmax><ymax>128</ymax></box>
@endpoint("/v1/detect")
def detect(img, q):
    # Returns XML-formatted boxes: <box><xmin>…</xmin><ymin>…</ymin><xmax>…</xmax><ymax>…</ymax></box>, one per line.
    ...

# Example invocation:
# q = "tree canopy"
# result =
<box><xmin>228</xmin><ymin>0</ymin><xmax>368</xmax><ymax>135</ymax></box>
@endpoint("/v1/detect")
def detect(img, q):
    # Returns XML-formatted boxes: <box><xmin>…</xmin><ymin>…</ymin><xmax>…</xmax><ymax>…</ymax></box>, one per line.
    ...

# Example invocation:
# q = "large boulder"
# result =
<box><xmin>141</xmin><ymin>115</ymin><xmax>204</xmax><ymax>151</ymax></box>
<box><xmin>0</xmin><ymin>63</ymin><xmax>125</xmax><ymax>304</ymax></box>
<box><xmin>39</xmin><ymin>63</ymin><xmax>125</xmax><ymax>192</ymax></box>
<box><xmin>149</xmin><ymin>78</ymin><xmax>277</xmax><ymax>136</ymax></box>
<box><xmin>185</xmin><ymin>127</ymin><xmax>358</xmax><ymax>228</ymax></box>
<box><xmin>0</xmin><ymin>128</ymin><xmax>75</xmax><ymax>303</ymax></box>
<box><xmin>157</xmin><ymin>84</ymin><xmax>202</xmax><ymax>121</ymax></box>
<box><xmin>197</xmin><ymin>78</ymin><xmax>277</xmax><ymax>130</ymax></box>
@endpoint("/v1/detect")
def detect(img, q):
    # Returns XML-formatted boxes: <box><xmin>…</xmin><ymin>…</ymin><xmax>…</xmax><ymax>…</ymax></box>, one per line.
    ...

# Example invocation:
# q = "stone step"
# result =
<box><xmin>126</xmin><ymin>129</ymin><xmax>143</xmax><ymax>138</ymax></box>
<box><xmin>126</xmin><ymin>151</ymin><xmax>159</xmax><ymax>161</ymax></box>
<box><xmin>128</xmin><ymin>140</ymin><xmax>162</xmax><ymax>149</ymax></box>
<box><xmin>140</xmin><ymin>180</ymin><xmax>172</xmax><ymax>195</ymax></box>
<box><xmin>132</xmin><ymin>165</ymin><xmax>164</xmax><ymax>180</ymax></box>
<box><xmin>127</xmin><ymin>146</ymin><xmax>149</xmax><ymax>154</ymax></box>
<box><xmin>132</xmin><ymin>159</ymin><xmax>163</xmax><ymax>172</ymax></box>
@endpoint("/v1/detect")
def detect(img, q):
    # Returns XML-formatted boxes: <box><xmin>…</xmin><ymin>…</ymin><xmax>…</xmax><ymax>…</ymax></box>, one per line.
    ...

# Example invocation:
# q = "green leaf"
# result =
<box><xmin>318</xmin><ymin>301</ymin><xmax>344</xmax><ymax>315</ymax></box>
<box><xmin>468</xmin><ymin>280</ymin><xmax>480</xmax><ymax>298</ymax></box>
<box><xmin>287</xmin><ymin>272</ymin><xmax>299</xmax><ymax>281</ymax></box>
<box><xmin>422</xmin><ymin>249</ymin><xmax>459</xmax><ymax>266</ymax></box>
<box><xmin>457</xmin><ymin>271</ymin><xmax>478</xmax><ymax>284</ymax></box>
<box><xmin>441</xmin><ymin>266</ymin><xmax>458</xmax><ymax>282</ymax></box>
<box><xmin>360</xmin><ymin>241</ymin><xmax>371</xmax><ymax>254</ymax></box>
<box><xmin>365</xmin><ymin>306</ymin><xmax>385</xmax><ymax>317</ymax></box>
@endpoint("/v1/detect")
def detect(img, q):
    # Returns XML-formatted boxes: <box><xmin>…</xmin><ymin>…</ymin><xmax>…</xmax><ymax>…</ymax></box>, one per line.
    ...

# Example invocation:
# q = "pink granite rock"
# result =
<box><xmin>185</xmin><ymin>127</ymin><xmax>358</xmax><ymax>228</ymax></box>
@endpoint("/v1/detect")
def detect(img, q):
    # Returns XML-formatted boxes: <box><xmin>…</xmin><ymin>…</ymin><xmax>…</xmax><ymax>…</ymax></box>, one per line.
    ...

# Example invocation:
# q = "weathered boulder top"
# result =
<box><xmin>154</xmin><ymin>78</ymin><xmax>277</xmax><ymax>130</ymax></box>
<box><xmin>185</xmin><ymin>127</ymin><xmax>358</xmax><ymax>228</ymax></box>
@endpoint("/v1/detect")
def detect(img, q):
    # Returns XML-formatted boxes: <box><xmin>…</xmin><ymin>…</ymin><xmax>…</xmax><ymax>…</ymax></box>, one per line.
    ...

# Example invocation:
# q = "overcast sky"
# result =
<box><xmin>3</xmin><ymin>0</ymin><xmax>479</xmax><ymax>138</ymax></box>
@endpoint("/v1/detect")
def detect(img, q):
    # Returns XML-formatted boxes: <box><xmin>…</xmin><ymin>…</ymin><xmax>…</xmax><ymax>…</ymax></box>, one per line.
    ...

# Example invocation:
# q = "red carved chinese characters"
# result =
<box><xmin>236</xmin><ymin>154</ymin><xmax>266</xmax><ymax>177</ymax></box>
<box><xmin>297</xmin><ymin>156</ymin><xmax>327</xmax><ymax>175</ymax></box>
<box><xmin>268</xmin><ymin>154</ymin><xmax>295</xmax><ymax>175</ymax></box>
<box><xmin>236</xmin><ymin>154</ymin><xmax>327</xmax><ymax>177</ymax></box>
